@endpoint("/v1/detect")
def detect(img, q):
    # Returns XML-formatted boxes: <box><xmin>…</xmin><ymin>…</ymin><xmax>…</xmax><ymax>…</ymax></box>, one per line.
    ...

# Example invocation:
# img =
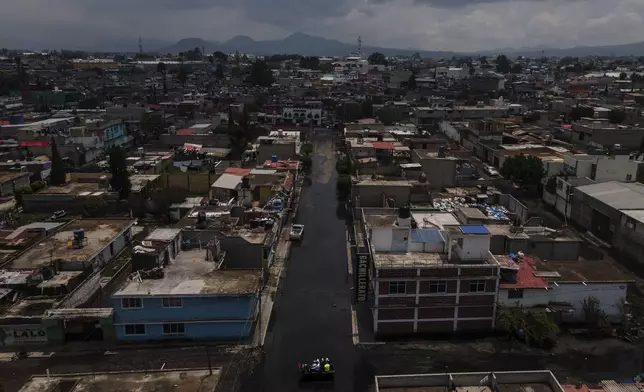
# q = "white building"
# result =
<box><xmin>498</xmin><ymin>255</ymin><xmax>630</xmax><ymax>323</ymax></box>
<box><xmin>282</xmin><ymin>105</ymin><xmax>323</xmax><ymax>126</ymax></box>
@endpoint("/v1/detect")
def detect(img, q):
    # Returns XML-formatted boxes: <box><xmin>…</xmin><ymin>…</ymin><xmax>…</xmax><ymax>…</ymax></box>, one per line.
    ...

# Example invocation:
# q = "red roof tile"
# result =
<box><xmin>371</xmin><ymin>142</ymin><xmax>396</xmax><ymax>150</ymax></box>
<box><xmin>500</xmin><ymin>256</ymin><xmax>549</xmax><ymax>289</ymax></box>
<box><xmin>176</xmin><ymin>129</ymin><xmax>194</xmax><ymax>136</ymax></box>
<box><xmin>225</xmin><ymin>168</ymin><xmax>251</xmax><ymax>176</ymax></box>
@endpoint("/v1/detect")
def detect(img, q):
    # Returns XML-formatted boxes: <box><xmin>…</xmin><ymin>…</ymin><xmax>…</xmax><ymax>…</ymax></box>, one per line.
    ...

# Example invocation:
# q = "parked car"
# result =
<box><xmin>484</xmin><ymin>165</ymin><xmax>500</xmax><ymax>177</ymax></box>
<box><xmin>290</xmin><ymin>224</ymin><xmax>304</xmax><ymax>241</ymax></box>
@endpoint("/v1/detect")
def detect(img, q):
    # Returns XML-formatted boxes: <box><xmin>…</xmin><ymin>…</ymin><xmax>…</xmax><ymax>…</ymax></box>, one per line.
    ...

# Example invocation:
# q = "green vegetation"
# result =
<box><xmin>299</xmin><ymin>56</ymin><xmax>320</xmax><ymax>70</ymax></box>
<box><xmin>582</xmin><ymin>296</ymin><xmax>613</xmax><ymax>338</ymax></box>
<box><xmin>13</xmin><ymin>185</ymin><xmax>33</xmax><ymax>207</ymax></box>
<box><xmin>247</xmin><ymin>60</ymin><xmax>274</xmax><ymax>87</ymax></box>
<box><xmin>368</xmin><ymin>52</ymin><xmax>388</xmax><ymax>66</ymax></box>
<box><xmin>108</xmin><ymin>147</ymin><xmax>131</xmax><ymax>200</ymax></box>
<box><xmin>49</xmin><ymin>138</ymin><xmax>66</xmax><ymax>186</ymax></box>
<box><xmin>500</xmin><ymin>154</ymin><xmax>545</xmax><ymax>188</ymax></box>
<box><xmin>30</xmin><ymin>180</ymin><xmax>46</xmax><ymax>192</ymax></box>
<box><xmin>335</xmin><ymin>156</ymin><xmax>353</xmax><ymax>198</ymax></box>
<box><xmin>497</xmin><ymin>307</ymin><xmax>559</xmax><ymax>349</ymax></box>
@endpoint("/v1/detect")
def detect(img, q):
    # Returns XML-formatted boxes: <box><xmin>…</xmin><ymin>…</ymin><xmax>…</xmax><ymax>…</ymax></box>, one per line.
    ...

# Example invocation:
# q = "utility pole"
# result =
<box><xmin>138</xmin><ymin>37</ymin><xmax>143</xmax><ymax>54</ymax></box>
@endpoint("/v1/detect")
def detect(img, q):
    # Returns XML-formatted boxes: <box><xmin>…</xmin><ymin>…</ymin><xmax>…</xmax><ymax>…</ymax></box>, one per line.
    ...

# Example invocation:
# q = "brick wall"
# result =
<box><xmin>377</xmin><ymin>321</ymin><xmax>415</xmax><ymax>336</ymax></box>
<box><xmin>379</xmin><ymin>308</ymin><xmax>415</xmax><ymax>320</ymax></box>
<box><xmin>456</xmin><ymin>319</ymin><xmax>494</xmax><ymax>331</ymax></box>
<box><xmin>418</xmin><ymin>307</ymin><xmax>455</xmax><ymax>319</ymax></box>
<box><xmin>419</xmin><ymin>268</ymin><xmax>458</xmax><ymax>277</ymax></box>
<box><xmin>418</xmin><ymin>295</ymin><xmax>457</xmax><ymax>306</ymax></box>
<box><xmin>459</xmin><ymin>305</ymin><xmax>494</xmax><ymax>318</ymax></box>
<box><xmin>378</xmin><ymin>268</ymin><xmax>418</xmax><ymax>278</ymax></box>
<box><xmin>379</xmin><ymin>296</ymin><xmax>416</xmax><ymax>306</ymax></box>
<box><xmin>459</xmin><ymin>295</ymin><xmax>495</xmax><ymax>306</ymax></box>
<box><xmin>459</xmin><ymin>279</ymin><xmax>497</xmax><ymax>293</ymax></box>
<box><xmin>379</xmin><ymin>281</ymin><xmax>417</xmax><ymax>295</ymax></box>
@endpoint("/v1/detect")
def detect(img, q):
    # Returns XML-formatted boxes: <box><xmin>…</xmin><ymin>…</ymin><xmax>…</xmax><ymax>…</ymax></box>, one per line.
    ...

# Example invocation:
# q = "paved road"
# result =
<box><xmin>244</xmin><ymin>131</ymin><xmax>361</xmax><ymax>391</ymax></box>
<box><xmin>0</xmin><ymin>345</ymin><xmax>256</xmax><ymax>392</ymax></box>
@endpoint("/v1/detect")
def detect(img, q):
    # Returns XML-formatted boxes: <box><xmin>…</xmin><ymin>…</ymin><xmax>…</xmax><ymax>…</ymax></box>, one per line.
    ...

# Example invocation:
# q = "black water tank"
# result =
<box><xmin>398</xmin><ymin>205</ymin><xmax>411</xmax><ymax>219</ymax></box>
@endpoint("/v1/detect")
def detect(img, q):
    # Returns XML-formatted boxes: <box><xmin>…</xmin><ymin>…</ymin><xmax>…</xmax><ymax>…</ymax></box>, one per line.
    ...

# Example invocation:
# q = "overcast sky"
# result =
<box><xmin>1</xmin><ymin>0</ymin><xmax>643</xmax><ymax>52</ymax></box>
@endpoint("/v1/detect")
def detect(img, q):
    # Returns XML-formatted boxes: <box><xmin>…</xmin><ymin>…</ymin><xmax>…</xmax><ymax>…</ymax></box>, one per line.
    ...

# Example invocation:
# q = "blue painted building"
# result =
<box><xmin>102</xmin><ymin>121</ymin><xmax>128</xmax><ymax>149</ymax></box>
<box><xmin>111</xmin><ymin>247</ymin><xmax>261</xmax><ymax>341</ymax></box>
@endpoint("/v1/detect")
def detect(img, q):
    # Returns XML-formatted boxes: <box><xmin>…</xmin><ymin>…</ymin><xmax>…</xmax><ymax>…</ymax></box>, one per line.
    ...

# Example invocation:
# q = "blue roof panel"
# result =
<box><xmin>459</xmin><ymin>225</ymin><xmax>489</xmax><ymax>235</ymax></box>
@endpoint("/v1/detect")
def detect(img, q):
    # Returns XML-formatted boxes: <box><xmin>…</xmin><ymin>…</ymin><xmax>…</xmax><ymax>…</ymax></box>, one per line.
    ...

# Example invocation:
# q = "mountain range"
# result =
<box><xmin>152</xmin><ymin>32</ymin><xmax>644</xmax><ymax>58</ymax></box>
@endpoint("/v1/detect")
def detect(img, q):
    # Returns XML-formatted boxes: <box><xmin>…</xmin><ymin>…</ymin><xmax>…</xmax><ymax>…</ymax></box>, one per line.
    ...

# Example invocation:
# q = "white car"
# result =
<box><xmin>290</xmin><ymin>224</ymin><xmax>304</xmax><ymax>241</ymax></box>
<box><xmin>484</xmin><ymin>166</ymin><xmax>500</xmax><ymax>177</ymax></box>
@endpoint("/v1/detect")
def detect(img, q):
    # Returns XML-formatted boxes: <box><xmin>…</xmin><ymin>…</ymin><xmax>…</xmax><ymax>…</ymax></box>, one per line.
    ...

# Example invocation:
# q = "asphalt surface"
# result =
<box><xmin>0</xmin><ymin>345</ymin><xmax>258</xmax><ymax>392</ymax></box>
<box><xmin>243</xmin><ymin>130</ymin><xmax>362</xmax><ymax>392</ymax></box>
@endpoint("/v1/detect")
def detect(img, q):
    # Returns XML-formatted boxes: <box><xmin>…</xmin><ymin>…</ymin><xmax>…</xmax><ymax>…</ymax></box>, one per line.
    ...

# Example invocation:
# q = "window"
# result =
<box><xmin>121</xmin><ymin>298</ymin><xmax>142</xmax><ymax>309</ymax></box>
<box><xmin>388</xmin><ymin>281</ymin><xmax>407</xmax><ymax>295</ymax></box>
<box><xmin>124</xmin><ymin>324</ymin><xmax>146</xmax><ymax>335</ymax></box>
<box><xmin>428</xmin><ymin>280</ymin><xmax>447</xmax><ymax>293</ymax></box>
<box><xmin>163</xmin><ymin>323</ymin><xmax>185</xmax><ymax>335</ymax></box>
<box><xmin>508</xmin><ymin>288</ymin><xmax>524</xmax><ymax>299</ymax></box>
<box><xmin>469</xmin><ymin>280</ymin><xmax>487</xmax><ymax>293</ymax></box>
<box><xmin>162</xmin><ymin>297</ymin><xmax>183</xmax><ymax>308</ymax></box>
<box><xmin>557</xmin><ymin>180</ymin><xmax>563</xmax><ymax>190</ymax></box>
<box><xmin>627</xmin><ymin>174</ymin><xmax>633</xmax><ymax>181</ymax></box>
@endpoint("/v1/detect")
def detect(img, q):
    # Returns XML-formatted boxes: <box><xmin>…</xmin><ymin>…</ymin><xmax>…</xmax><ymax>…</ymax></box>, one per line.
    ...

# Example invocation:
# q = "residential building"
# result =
<box><xmin>112</xmin><ymin>242</ymin><xmax>261</xmax><ymax>341</ymax></box>
<box><xmin>375</xmin><ymin>370</ymin><xmax>565</xmax><ymax>392</ymax></box>
<box><xmin>361</xmin><ymin>207</ymin><xmax>501</xmax><ymax>336</ymax></box>
<box><xmin>571</xmin><ymin>120</ymin><xmax>644</xmax><ymax>149</ymax></box>
<box><xmin>499</xmin><ymin>255</ymin><xmax>630</xmax><ymax>322</ymax></box>
<box><xmin>17</xmin><ymin>369</ymin><xmax>221</xmax><ymax>392</ymax></box>
<box><xmin>411</xmin><ymin>149</ymin><xmax>458</xmax><ymax>190</ymax></box>
<box><xmin>562</xmin><ymin>152</ymin><xmax>644</xmax><ymax>183</ymax></box>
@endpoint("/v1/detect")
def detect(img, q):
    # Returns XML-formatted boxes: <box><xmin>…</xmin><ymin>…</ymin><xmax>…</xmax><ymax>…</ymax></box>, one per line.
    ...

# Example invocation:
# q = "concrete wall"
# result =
<box><xmin>499</xmin><ymin>283</ymin><xmax>626</xmax><ymax>322</ymax></box>
<box><xmin>353</xmin><ymin>184</ymin><xmax>411</xmax><ymax>207</ymax></box>
<box><xmin>163</xmin><ymin>173</ymin><xmax>218</xmax><ymax>195</ymax></box>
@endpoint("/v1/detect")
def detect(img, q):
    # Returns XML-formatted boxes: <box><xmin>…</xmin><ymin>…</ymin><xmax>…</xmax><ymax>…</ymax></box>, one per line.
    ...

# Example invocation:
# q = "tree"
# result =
<box><xmin>570</xmin><ymin>105</ymin><xmax>594</xmax><ymax>121</ymax></box>
<box><xmin>368</xmin><ymin>52</ymin><xmax>388</xmax><ymax>66</ymax></box>
<box><xmin>376</xmin><ymin>107</ymin><xmax>398</xmax><ymax>126</ymax></box>
<box><xmin>495</xmin><ymin>55</ymin><xmax>511</xmax><ymax>74</ymax></box>
<box><xmin>500</xmin><ymin>154</ymin><xmax>545</xmax><ymax>188</ymax></box>
<box><xmin>511</xmin><ymin>63</ymin><xmax>523</xmax><ymax>74</ymax></box>
<box><xmin>407</xmin><ymin>73</ymin><xmax>417</xmax><ymax>90</ymax></box>
<box><xmin>108</xmin><ymin>147</ymin><xmax>131</xmax><ymax>200</ymax></box>
<box><xmin>156</xmin><ymin>62</ymin><xmax>167</xmax><ymax>94</ymax></box>
<box><xmin>360</xmin><ymin>100</ymin><xmax>374</xmax><ymax>118</ymax></box>
<box><xmin>299</xmin><ymin>56</ymin><xmax>320</xmax><ymax>70</ymax></box>
<box><xmin>497</xmin><ymin>307</ymin><xmax>559</xmax><ymax>349</ymax></box>
<box><xmin>619</xmin><ymin>72</ymin><xmax>628</xmax><ymax>80</ymax></box>
<box><xmin>608</xmin><ymin>108</ymin><xmax>626</xmax><ymax>124</ymax></box>
<box><xmin>582</xmin><ymin>297</ymin><xmax>612</xmax><ymax>338</ymax></box>
<box><xmin>213</xmin><ymin>51</ymin><xmax>228</xmax><ymax>62</ymax></box>
<box><xmin>13</xmin><ymin>185</ymin><xmax>33</xmax><ymax>207</ymax></box>
<box><xmin>215</xmin><ymin>63</ymin><xmax>224</xmax><ymax>80</ymax></box>
<box><xmin>301</xmin><ymin>142</ymin><xmax>313</xmax><ymax>156</ymax></box>
<box><xmin>49</xmin><ymin>138</ymin><xmax>66</xmax><ymax>186</ymax></box>
<box><xmin>247</xmin><ymin>60</ymin><xmax>274</xmax><ymax>87</ymax></box>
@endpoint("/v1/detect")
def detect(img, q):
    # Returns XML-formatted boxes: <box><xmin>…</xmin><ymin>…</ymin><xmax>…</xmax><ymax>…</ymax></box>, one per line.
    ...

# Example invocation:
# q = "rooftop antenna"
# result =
<box><xmin>138</xmin><ymin>36</ymin><xmax>143</xmax><ymax>53</ymax></box>
<box><xmin>357</xmin><ymin>36</ymin><xmax>363</xmax><ymax>59</ymax></box>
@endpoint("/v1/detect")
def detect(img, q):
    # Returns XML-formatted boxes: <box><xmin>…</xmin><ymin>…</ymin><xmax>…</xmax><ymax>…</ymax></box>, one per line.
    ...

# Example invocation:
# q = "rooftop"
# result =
<box><xmin>576</xmin><ymin>181</ymin><xmax>644</xmax><ymax>210</ymax></box>
<box><xmin>18</xmin><ymin>369</ymin><xmax>220</xmax><ymax>392</ymax></box>
<box><xmin>375</xmin><ymin>371</ymin><xmax>562</xmax><ymax>392</ymax></box>
<box><xmin>39</xmin><ymin>182</ymin><xmax>101</xmax><ymax>195</ymax></box>
<box><xmin>113</xmin><ymin>249</ymin><xmax>261</xmax><ymax>297</ymax></box>
<box><xmin>10</xmin><ymin>219</ymin><xmax>135</xmax><ymax>270</ymax></box>
<box><xmin>412</xmin><ymin>212</ymin><xmax>460</xmax><ymax>229</ymax></box>
<box><xmin>0</xmin><ymin>172</ymin><xmax>29</xmax><ymax>184</ymax></box>
<box><xmin>3</xmin><ymin>298</ymin><xmax>58</xmax><ymax>317</ymax></box>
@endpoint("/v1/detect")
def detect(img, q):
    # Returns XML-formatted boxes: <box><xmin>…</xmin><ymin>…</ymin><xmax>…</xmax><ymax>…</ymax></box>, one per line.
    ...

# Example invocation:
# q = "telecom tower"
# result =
<box><xmin>138</xmin><ymin>37</ymin><xmax>143</xmax><ymax>53</ymax></box>
<box><xmin>357</xmin><ymin>36</ymin><xmax>363</xmax><ymax>59</ymax></box>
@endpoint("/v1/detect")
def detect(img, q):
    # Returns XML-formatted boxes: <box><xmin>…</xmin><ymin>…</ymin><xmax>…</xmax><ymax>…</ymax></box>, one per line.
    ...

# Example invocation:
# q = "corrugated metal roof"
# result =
<box><xmin>212</xmin><ymin>173</ymin><xmax>243</xmax><ymax>190</ymax></box>
<box><xmin>410</xmin><ymin>229</ymin><xmax>444</xmax><ymax>243</ymax></box>
<box><xmin>577</xmin><ymin>181</ymin><xmax>644</xmax><ymax>210</ymax></box>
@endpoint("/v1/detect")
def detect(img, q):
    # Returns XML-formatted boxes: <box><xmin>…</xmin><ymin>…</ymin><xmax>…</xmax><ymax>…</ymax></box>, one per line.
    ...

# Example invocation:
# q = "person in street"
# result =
<box><xmin>311</xmin><ymin>358</ymin><xmax>321</xmax><ymax>372</ymax></box>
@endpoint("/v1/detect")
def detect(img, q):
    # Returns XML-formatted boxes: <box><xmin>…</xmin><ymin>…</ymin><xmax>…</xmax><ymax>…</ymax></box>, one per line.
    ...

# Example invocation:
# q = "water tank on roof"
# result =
<box><xmin>271</xmin><ymin>154</ymin><xmax>278</xmax><ymax>162</ymax></box>
<box><xmin>9</xmin><ymin>115</ymin><xmax>24</xmax><ymax>125</ymax></box>
<box><xmin>73</xmin><ymin>229</ymin><xmax>85</xmax><ymax>248</ymax></box>
<box><xmin>438</xmin><ymin>144</ymin><xmax>446</xmax><ymax>158</ymax></box>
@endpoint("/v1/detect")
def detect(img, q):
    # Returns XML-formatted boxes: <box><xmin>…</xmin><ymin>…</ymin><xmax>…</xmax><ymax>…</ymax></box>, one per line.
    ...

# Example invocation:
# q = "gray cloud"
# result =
<box><xmin>0</xmin><ymin>0</ymin><xmax>641</xmax><ymax>53</ymax></box>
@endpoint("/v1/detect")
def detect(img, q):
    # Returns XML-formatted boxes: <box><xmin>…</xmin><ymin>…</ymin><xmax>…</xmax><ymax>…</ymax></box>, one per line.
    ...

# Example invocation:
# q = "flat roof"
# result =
<box><xmin>40</xmin><ymin>182</ymin><xmax>100</xmax><ymax>195</ymax></box>
<box><xmin>18</xmin><ymin>369</ymin><xmax>220</xmax><ymax>392</ymax></box>
<box><xmin>145</xmin><ymin>228</ymin><xmax>182</xmax><ymax>242</ymax></box>
<box><xmin>576</xmin><ymin>181</ymin><xmax>644</xmax><ymax>210</ymax></box>
<box><xmin>3</xmin><ymin>298</ymin><xmax>58</xmax><ymax>317</ymax></box>
<box><xmin>411</xmin><ymin>212</ymin><xmax>460</xmax><ymax>229</ymax></box>
<box><xmin>10</xmin><ymin>219</ymin><xmax>134</xmax><ymax>270</ymax></box>
<box><xmin>534</xmin><ymin>258</ymin><xmax>633</xmax><ymax>283</ymax></box>
<box><xmin>113</xmin><ymin>249</ymin><xmax>261</xmax><ymax>297</ymax></box>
